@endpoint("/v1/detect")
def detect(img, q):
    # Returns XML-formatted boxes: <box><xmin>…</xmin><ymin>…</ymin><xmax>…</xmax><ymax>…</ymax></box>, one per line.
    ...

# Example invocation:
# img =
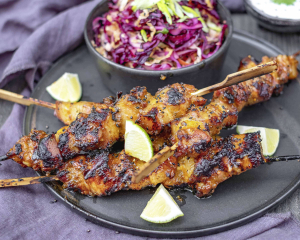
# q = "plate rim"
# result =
<box><xmin>23</xmin><ymin>30</ymin><xmax>300</xmax><ymax>238</ymax></box>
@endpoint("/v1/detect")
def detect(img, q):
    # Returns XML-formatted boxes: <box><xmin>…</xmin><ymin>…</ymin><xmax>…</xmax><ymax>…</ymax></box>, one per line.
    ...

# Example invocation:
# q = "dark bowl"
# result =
<box><xmin>245</xmin><ymin>0</ymin><xmax>300</xmax><ymax>33</ymax></box>
<box><xmin>84</xmin><ymin>0</ymin><xmax>233</xmax><ymax>94</ymax></box>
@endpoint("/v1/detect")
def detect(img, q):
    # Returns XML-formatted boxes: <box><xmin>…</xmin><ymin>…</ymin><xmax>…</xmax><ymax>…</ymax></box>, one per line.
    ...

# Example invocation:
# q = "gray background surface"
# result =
<box><xmin>1</xmin><ymin>14</ymin><xmax>300</xmax><ymax>219</ymax></box>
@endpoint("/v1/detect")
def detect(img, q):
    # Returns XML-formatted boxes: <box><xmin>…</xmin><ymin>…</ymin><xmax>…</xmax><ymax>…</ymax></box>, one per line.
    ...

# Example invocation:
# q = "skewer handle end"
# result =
<box><xmin>0</xmin><ymin>89</ymin><xmax>56</xmax><ymax>110</ymax></box>
<box><xmin>0</xmin><ymin>176</ymin><xmax>59</xmax><ymax>188</ymax></box>
<box><xmin>132</xmin><ymin>143</ymin><xmax>178</xmax><ymax>183</ymax></box>
<box><xmin>266</xmin><ymin>155</ymin><xmax>300</xmax><ymax>163</ymax></box>
<box><xmin>0</xmin><ymin>155</ymin><xmax>8</xmax><ymax>162</ymax></box>
<box><xmin>192</xmin><ymin>60</ymin><xmax>278</xmax><ymax>96</ymax></box>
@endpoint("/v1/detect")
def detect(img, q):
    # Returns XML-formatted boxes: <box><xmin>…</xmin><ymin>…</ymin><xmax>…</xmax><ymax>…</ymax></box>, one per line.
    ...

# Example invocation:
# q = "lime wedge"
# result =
<box><xmin>140</xmin><ymin>185</ymin><xmax>184</xmax><ymax>223</ymax></box>
<box><xmin>125</xmin><ymin>120</ymin><xmax>153</xmax><ymax>162</ymax></box>
<box><xmin>46</xmin><ymin>73</ymin><xmax>82</xmax><ymax>103</ymax></box>
<box><xmin>236</xmin><ymin>125</ymin><xmax>254</xmax><ymax>134</ymax></box>
<box><xmin>236</xmin><ymin>125</ymin><xmax>280</xmax><ymax>156</ymax></box>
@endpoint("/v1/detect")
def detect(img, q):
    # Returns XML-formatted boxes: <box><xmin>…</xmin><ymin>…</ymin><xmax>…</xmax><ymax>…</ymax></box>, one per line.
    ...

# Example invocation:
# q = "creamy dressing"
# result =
<box><xmin>250</xmin><ymin>0</ymin><xmax>300</xmax><ymax>20</ymax></box>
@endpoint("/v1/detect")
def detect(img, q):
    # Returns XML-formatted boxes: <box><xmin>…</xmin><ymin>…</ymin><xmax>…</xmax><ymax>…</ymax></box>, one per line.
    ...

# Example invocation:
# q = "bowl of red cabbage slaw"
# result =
<box><xmin>84</xmin><ymin>0</ymin><xmax>232</xmax><ymax>94</ymax></box>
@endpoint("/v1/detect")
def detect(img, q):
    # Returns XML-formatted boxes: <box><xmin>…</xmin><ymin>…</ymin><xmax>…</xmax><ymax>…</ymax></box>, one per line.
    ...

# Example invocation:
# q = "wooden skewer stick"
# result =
<box><xmin>293</xmin><ymin>50</ymin><xmax>300</xmax><ymax>57</ymax></box>
<box><xmin>0</xmin><ymin>155</ymin><xmax>299</xmax><ymax>188</ymax></box>
<box><xmin>132</xmin><ymin>143</ymin><xmax>179</xmax><ymax>184</ymax></box>
<box><xmin>0</xmin><ymin>175</ymin><xmax>59</xmax><ymax>188</ymax></box>
<box><xmin>192</xmin><ymin>60</ymin><xmax>277</xmax><ymax>96</ymax></box>
<box><xmin>0</xmin><ymin>61</ymin><xmax>277</xmax><ymax>110</ymax></box>
<box><xmin>132</xmin><ymin>61</ymin><xmax>278</xmax><ymax>183</ymax></box>
<box><xmin>0</xmin><ymin>89</ymin><xmax>55</xmax><ymax>110</ymax></box>
<box><xmin>132</xmin><ymin>152</ymin><xmax>300</xmax><ymax>184</ymax></box>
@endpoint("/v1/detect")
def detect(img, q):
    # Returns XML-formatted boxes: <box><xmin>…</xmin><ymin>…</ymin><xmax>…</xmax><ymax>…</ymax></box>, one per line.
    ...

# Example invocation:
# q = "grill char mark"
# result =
<box><xmin>84</xmin><ymin>152</ymin><xmax>109</xmax><ymax>180</ymax></box>
<box><xmin>32</xmin><ymin>133</ymin><xmax>63</xmax><ymax>171</ymax></box>
<box><xmin>57</xmin><ymin>150</ymin><xmax>177</xmax><ymax>197</ymax></box>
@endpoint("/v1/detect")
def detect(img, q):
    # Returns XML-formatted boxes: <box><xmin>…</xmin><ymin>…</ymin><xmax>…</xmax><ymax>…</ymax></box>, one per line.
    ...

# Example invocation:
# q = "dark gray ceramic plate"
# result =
<box><xmin>24</xmin><ymin>31</ymin><xmax>300</xmax><ymax>238</ymax></box>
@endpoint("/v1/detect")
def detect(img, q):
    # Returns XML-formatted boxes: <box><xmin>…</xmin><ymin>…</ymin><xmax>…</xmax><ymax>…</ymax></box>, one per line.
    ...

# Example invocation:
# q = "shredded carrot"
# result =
<box><xmin>191</xmin><ymin>53</ymin><xmax>197</xmax><ymax>62</ymax></box>
<box><xmin>178</xmin><ymin>58</ymin><xmax>190</xmax><ymax>66</ymax></box>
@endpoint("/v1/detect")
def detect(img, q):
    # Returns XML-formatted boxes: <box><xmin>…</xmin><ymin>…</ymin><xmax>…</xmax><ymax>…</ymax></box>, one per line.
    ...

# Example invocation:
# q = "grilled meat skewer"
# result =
<box><xmin>56</xmin><ymin>83</ymin><xmax>206</xmax><ymax>132</ymax></box>
<box><xmin>57</xmin><ymin>133</ymin><xmax>264</xmax><ymax>197</ymax></box>
<box><xmin>53</xmin><ymin>54</ymin><xmax>296</xmax><ymax>127</ymax></box>
<box><xmin>56</xmin><ymin>132</ymin><xmax>299</xmax><ymax>198</ymax></box>
<box><xmin>6</xmin><ymin>127</ymin><xmax>172</xmax><ymax>172</ymax></box>
<box><xmin>4</xmin><ymin>133</ymin><xmax>272</xmax><ymax>198</ymax></box>
<box><xmin>171</xmin><ymin>54</ymin><xmax>298</xmax><ymax>159</ymax></box>
<box><xmin>2</xmin><ymin>154</ymin><xmax>299</xmax><ymax>188</ymax></box>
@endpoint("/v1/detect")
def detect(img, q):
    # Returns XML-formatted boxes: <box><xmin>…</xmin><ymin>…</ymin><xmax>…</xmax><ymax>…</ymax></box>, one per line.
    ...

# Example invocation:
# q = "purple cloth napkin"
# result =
<box><xmin>1</xmin><ymin>0</ymin><xmax>298</xmax><ymax>239</ymax></box>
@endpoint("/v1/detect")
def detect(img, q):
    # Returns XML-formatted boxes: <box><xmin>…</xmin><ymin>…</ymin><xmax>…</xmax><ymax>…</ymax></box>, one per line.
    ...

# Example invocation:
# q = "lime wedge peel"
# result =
<box><xmin>46</xmin><ymin>73</ymin><xmax>82</xmax><ymax>103</ymax></box>
<box><xmin>236</xmin><ymin>125</ymin><xmax>280</xmax><ymax>156</ymax></box>
<box><xmin>140</xmin><ymin>185</ymin><xmax>184</xmax><ymax>223</ymax></box>
<box><xmin>125</xmin><ymin>120</ymin><xmax>153</xmax><ymax>162</ymax></box>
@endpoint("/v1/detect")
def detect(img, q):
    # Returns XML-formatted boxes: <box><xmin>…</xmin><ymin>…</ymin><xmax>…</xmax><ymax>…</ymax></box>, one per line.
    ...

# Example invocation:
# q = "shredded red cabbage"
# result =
<box><xmin>92</xmin><ymin>0</ymin><xmax>227</xmax><ymax>70</ymax></box>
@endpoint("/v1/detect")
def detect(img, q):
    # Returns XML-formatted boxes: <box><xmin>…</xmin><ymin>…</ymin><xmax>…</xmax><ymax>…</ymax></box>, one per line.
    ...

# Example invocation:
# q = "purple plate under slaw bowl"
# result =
<box><xmin>84</xmin><ymin>0</ymin><xmax>233</xmax><ymax>94</ymax></box>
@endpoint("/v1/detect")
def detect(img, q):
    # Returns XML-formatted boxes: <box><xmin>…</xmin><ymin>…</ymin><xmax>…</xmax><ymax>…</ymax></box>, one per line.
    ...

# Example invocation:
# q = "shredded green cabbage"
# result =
<box><xmin>181</xmin><ymin>6</ymin><xmax>199</xmax><ymax>18</ymax></box>
<box><xmin>157</xmin><ymin>28</ymin><xmax>169</xmax><ymax>34</ymax></box>
<box><xmin>157</xmin><ymin>1</ymin><xmax>173</xmax><ymax>24</ymax></box>
<box><xmin>132</xmin><ymin>0</ymin><xmax>207</xmax><ymax>26</ymax></box>
<box><xmin>132</xmin><ymin>0</ymin><xmax>161</xmax><ymax>10</ymax></box>
<box><xmin>141</xmin><ymin>29</ymin><xmax>148</xmax><ymax>42</ymax></box>
<box><xmin>207</xmin><ymin>21</ymin><xmax>222</xmax><ymax>32</ymax></box>
<box><xmin>194</xmin><ymin>8</ymin><xmax>208</xmax><ymax>32</ymax></box>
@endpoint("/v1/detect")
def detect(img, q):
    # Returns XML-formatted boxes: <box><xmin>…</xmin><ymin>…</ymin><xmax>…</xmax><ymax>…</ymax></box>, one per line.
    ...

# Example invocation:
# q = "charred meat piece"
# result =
<box><xmin>55</xmin><ymin>102</ymin><xmax>108</xmax><ymax>126</ymax></box>
<box><xmin>191</xmin><ymin>132</ymin><xmax>265</xmax><ymax>197</ymax></box>
<box><xmin>170</xmin><ymin>99</ymin><xmax>238</xmax><ymax>157</ymax></box>
<box><xmin>163</xmin><ymin>132</ymin><xmax>266</xmax><ymax>198</ymax></box>
<box><xmin>114</xmin><ymin>86</ymin><xmax>152</xmax><ymax>137</ymax></box>
<box><xmin>6</xmin><ymin>128</ymin><xmax>172</xmax><ymax>173</ymax></box>
<box><xmin>57</xmin><ymin>107</ymin><xmax>119</xmax><ymax>159</ymax></box>
<box><xmin>55</xmin><ymin>95</ymin><xmax>116</xmax><ymax>125</ymax></box>
<box><xmin>7</xmin><ymin>130</ymin><xmax>65</xmax><ymax>172</ymax></box>
<box><xmin>7</xmin><ymin>107</ymin><xmax>119</xmax><ymax>171</ymax></box>
<box><xmin>216</xmin><ymin>54</ymin><xmax>299</xmax><ymax>110</ymax></box>
<box><xmin>7</xmin><ymin>130</ymin><xmax>48</xmax><ymax>170</ymax></box>
<box><xmin>137</xmin><ymin>83</ymin><xmax>206</xmax><ymax>135</ymax></box>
